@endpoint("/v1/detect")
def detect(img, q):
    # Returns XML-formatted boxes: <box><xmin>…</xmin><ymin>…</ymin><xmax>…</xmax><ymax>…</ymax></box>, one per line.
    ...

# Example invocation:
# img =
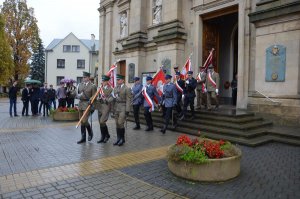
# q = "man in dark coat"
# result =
<box><xmin>131</xmin><ymin>77</ymin><xmax>143</xmax><ymax>130</ymax></box>
<box><xmin>179</xmin><ymin>71</ymin><xmax>197</xmax><ymax>120</ymax></box>
<box><xmin>9</xmin><ymin>81</ymin><xmax>19</xmax><ymax>117</ymax></box>
<box><xmin>21</xmin><ymin>84</ymin><xmax>30</xmax><ymax>116</ymax></box>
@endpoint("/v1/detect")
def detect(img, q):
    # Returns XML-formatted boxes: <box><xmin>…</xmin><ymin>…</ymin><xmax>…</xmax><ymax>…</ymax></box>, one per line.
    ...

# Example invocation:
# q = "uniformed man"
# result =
<box><xmin>131</xmin><ymin>77</ymin><xmax>143</xmax><ymax>130</ymax></box>
<box><xmin>196</xmin><ymin>66</ymin><xmax>207</xmax><ymax>110</ymax></box>
<box><xmin>96</xmin><ymin>75</ymin><xmax>113</xmax><ymax>143</ymax></box>
<box><xmin>76</xmin><ymin>71</ymin><xmax>97</xmax><ymax>144</ymax></box>
<box><xmin>174</xmin><ymin>71</ymin><xmax>185</xmax><ymax>116</ymax></box>
<box><xmin>143</xmin><ymin>76</ymin><xmax>161</xmax><ymax>131</ymax></box>
<box><xmin>206</xmin><ymin>64</ymin><xmax>220</xmax><ymax>110</ymax></box>
<box><xmin>109</xmin><ymin>74</ymin><xmax>132</xmax><ymax>146</ymax></box>
<box><xmin>179</xmin><ymin>71</ymin><xmax>197</xmax><ymax>120</ymax></box>
<box><xmin>160</xmin><ymin>74</ymin><xmax>177</xmax><ymax>134</ymax></box>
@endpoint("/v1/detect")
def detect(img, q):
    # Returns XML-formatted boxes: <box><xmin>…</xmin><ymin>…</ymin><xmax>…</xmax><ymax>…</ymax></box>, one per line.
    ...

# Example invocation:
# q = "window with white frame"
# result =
<box><xmin>72</xmin><ymin>45</ymin><xmax>80</xmax><ymax>52</ymax></box>
<box><xmin>77</xmin><ymin>59</ymin><xmax>85</xmax><ymax>69</ymax></box>
<box><xmin>63</xmin><ymin>45</ymin><xmax>71</xmax><ymax>52</ymax></box>
<box><xmin>57</xmin><ymin>59</ymin><xmax>65</xmax><ymax>68</ymax></box>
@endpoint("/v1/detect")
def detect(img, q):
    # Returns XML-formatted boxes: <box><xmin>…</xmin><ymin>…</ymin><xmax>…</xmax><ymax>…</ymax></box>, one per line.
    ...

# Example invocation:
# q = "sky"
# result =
<box><xmin>0</xmin><ymin>0</ymin><xmax>100</xmax><ymax>47</ymax></box>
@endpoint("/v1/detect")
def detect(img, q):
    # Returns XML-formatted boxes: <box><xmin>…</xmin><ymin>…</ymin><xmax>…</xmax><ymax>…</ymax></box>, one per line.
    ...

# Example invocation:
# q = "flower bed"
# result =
<box><xmin>52</xmin><ymin>107</ymin><xmax>79</xmax><ymax>121</ymax></box>
<box><xmin>167</xmin><ymin>135</ymin><xmax>242</xmax><ymax>182</ymax></box>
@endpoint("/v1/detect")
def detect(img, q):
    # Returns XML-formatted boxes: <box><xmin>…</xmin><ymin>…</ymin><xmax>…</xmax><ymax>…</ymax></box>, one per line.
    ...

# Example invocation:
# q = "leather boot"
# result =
<box><xmin>103</xmin><ymin>125</ymin><xmax>110</xmax><ymax>143</ymax></box>
<box><xmin>97</xmin><ymin>126</ymin><xmax>106</xmax><ymax>143</ymax></box>
<box><xmin>133</xmin><ymin>123</ymin><xmax>140</xmax><ymax>130</ymax></box>
<box><xmin>77</xmin><ymin>126</ymin><xmax>86</xmax><ymax>144</ymax></box>
<box><xmin>86</xmin><ymin>123</ymin><xmax>93</xmax><ymax>141</ymax></box>
<box><xmin>118</xmin><ymin>128</ymin><xmax>125</xmax><ymax>146</ymax></box>
<box><xmin>113</xmin><ymin>128</ymin><xmax>121</xmax><ymax>145</ymax></box>
<box><xmin>160</xmin><ymin>125</ymin><xmax>167</xmax><ymax>134</ymax></box>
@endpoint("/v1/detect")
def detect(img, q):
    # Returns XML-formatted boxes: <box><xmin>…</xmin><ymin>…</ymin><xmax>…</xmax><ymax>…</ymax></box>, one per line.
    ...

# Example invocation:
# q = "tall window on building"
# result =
<box><xmin>77</xmin><ymin>59</ymin><xmax>85</xmax><ymax>69</ymax></box>
<box><xmin>63</xmin><ymin>45</ymin><xmax>71</xmax><ymax>52</ymax></box>
<box><xmin>77</xmin><ymin>77</ymin><xmax>83</xmax><ymax>84</ymax></box>
<box><xmin>56</xmin><ymin>76</ymin><xmax>64</xmax><ymax>86</ymax></box>
<box><xmin>72</xmin><ymin>45</ymin><xmax>80</xmax><ymax>52</ymax></box>
<box><xmin>57</xmin><ymin>59</ymin><xmax>65</xmax><ymax>68</ymax></box>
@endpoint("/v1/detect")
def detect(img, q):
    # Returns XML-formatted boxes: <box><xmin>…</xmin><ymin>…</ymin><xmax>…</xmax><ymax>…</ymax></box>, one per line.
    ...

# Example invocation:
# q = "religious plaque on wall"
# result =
<box><xmin>161</xmin><ymin>58</ymin><xmax>171</xmax><ymax>75</ymax></box>
<box><xmin>128</xmin><ymin>63</ymin><xmax>135</xmax><ymax>83</ymax></box>
<box><xmin>265</xmin><ymin>45</ymin><xmax>286</xmax><ymax>82</ymax></box>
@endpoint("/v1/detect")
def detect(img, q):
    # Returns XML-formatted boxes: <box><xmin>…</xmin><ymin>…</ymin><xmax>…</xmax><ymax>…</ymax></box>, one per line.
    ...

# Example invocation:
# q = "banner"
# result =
<box><xmin>106</xmin><ymin>63</ymin><xmax>118</xmax><ymax>88</ymax></box>
<box><xmin>181</xmin><ymin>55</ymin><xmax>192</xmax><ymax>80</ymax></box>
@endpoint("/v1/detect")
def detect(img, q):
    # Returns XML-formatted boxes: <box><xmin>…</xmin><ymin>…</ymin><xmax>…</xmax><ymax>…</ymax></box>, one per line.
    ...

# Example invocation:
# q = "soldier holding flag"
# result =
<box><xmin>76</xmin><ymin>71</ymin><xmax>97</xmax><ymax>144</ymax></box>
<box><xmin>96</xmin><ymin>75</ymin><xmax>113</xmax><ymax>143</ymax></box>
<box><xmin>109</xmin><ymin>74</ymin><xmax>132</xmax><ymax>146</ymax></box>
<box><xmin>196</xmin><ymin>65</ymin><xmax>207</xmax><ymax>110</ymax></box>
<box><xmin>206</xmin><ymin>64</ymin><xmax>220</xmax><ymax>111</ymax></box>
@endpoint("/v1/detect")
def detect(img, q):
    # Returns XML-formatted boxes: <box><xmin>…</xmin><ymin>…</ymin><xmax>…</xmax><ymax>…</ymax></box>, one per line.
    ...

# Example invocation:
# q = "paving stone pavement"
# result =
<box><xmin>0</xmin><ymin>98</ymin><xmax>299</xmax><ymax>199</ymax></box>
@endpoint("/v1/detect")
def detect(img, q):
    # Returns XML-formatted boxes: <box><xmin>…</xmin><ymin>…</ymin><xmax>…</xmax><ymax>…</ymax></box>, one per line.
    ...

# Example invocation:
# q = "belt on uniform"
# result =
<box><xmin>116</xmin><ymin>101</ymin><xmax>126</xmax><ymax>103</ymax></box>
<box><xmin>165</xmin><ymin>96</ymin><xmax>173</xmax><ymax>98</ymax></box>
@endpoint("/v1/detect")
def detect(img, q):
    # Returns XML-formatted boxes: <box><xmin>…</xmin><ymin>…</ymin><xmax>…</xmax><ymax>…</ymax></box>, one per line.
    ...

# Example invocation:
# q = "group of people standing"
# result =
<box><xmin>8</xmin><ymin>81</ymin><xmax>77</xmax><ymax>117</ymax></box>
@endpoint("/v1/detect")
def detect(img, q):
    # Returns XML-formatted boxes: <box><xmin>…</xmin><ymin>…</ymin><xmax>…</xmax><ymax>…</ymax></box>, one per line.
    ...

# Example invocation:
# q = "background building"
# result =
<box><xmin>45</xmin><ymin>33</ymin><xmax>99</xmax><ymax>88</ymax></box>
<box><xmin>98</xmin><ymin>0</ymin><xmax>300</xmax><ymax>126</ymax></box>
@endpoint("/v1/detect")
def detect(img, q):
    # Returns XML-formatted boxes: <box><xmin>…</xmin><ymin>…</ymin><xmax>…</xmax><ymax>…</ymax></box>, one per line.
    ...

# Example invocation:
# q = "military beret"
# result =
<box><xmin>134</xmin><ymin>77</ymin><xmax>140</xmax><ymax>81</ymax></box>
<box><xmin>83</xmin><ymin>71</ymin><xmax>91</xmax><ymax>77</ymax></box>
<box><xmin>146</xmin><ymin>76</ymin><xmax>153</xmax><ymax>81</ymax></box>
<box><xmin>102</xmin><ymin>75</ymin><xmax>110</xmax><ymax>81</ymax></box>
<box><xmin>175</xmin><ymin>72</ymin><xmax>181</xmax><ymax>76</ymax></box>
<box><xmin>187</xmin><ymin>71</ymin><xmax>193</xmax><ymax>75</ymax></box>
<box><xmin>165</xmin><ymin>74</ymin><xmax>172</xmax><ymax>79</ymax></box>
<box><xmin>116</xmin><ymin>74</ymin><xmax>125</xmax><ymax>80</ymax></box>
<box><xmin>208</xmin><ymin>64</ymin><xmax>214</xmax><ymax>69</ymax></box>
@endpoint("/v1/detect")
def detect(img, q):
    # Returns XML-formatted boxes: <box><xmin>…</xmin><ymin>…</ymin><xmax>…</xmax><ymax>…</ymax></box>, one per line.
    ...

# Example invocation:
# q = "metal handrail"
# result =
<box><xmin>255</xmin><ymin>90</ymin><xmax>281</xmax><ymax>105</ymax></box>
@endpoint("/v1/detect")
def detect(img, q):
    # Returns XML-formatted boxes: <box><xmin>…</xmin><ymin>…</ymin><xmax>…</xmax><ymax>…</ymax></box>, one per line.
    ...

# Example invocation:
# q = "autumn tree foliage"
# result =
<box><xmin>1</xmin><ymin>0</ymin><xmax>40</xmax><ymax>81</ymax></box>
<box><xmin>30</xmin><ymin>39</ymin><xmax>45</xmax><ymax>83</ymax></box>
<box><xmin>0</xmin><ymin>13</ymin><xmax>14</xmax><ymax>85</ymax></box>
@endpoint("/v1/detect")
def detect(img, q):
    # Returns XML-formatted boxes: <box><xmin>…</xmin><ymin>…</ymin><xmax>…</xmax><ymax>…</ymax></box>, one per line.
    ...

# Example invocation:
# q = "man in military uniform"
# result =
<box><xmin>76</xmin><ymin>71</ymin><xmax>97</xmax><ymax>144</ymax></box>
<box><xmin>143</xmin><ymin>76</ymin><xmax>161</xmax><ymax>131</ymax></box>
<box><xmin>196</xmin><ymin>66</ymin><xmax>207</xmax><ymax>110</ymax></box>
<box><xmin>179</xmin><ymin>71</ymin><xmax>197</xmax><ymax>120</ymax></box>
<box><xmin>206</xmin><ymin>64</ymin><xmax>220</xmax><ymax>110</ymax></box>
<box><xmin>96</xmin><ymin>75</ymin><xmax>113</xmax><ymax>143</ymax></box>
<box><xmin>174</xmin><ymin>71</ymin><xmax>185</xmax><ymax>116</ymax></box>
<box><xmin>131</xmin><ymin>77</ymin><xmax>143</xmax><ymax>130</ymax></box>
<box><xmin>160</xmin><ymin>74</ymin><xmax>177</xmax><ymax>134</ymax></box>
<box><xmin>109</xmin><ymin>74</ymin><xmax>132</xmax><ymax>146</ymax></box>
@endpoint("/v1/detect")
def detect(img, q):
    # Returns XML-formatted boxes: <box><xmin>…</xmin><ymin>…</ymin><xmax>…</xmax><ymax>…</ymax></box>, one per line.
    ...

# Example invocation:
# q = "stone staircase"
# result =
<box><xmin>128</xmin><ymin>108</ymin><xmax>300</xmax><ymax>147</ymax></box>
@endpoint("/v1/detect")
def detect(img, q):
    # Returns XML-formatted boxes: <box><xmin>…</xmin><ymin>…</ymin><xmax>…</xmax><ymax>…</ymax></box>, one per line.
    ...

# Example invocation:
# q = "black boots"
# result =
<box><xmin>97</xmin><ymin>126</ymin><xmax>110</xmax><ymax>143</ymax></box>
<box><xmin>133</xmin><ymin>123</ymin><xmax>140</xmax><ymax>130</ymax></box>
<box><xmin>86</xmin><ymin>124</ymin><xmax>93</xmax><ymax>141</ymax></box>
<box><xmin>77</xmin><ymin>126</ymin><xmax>86</xmax><ymax>144</ymax></box>
<box><xmin>113</xmin><ymin>128</ymin><xmax>125</xmax><ymax>146</ymax></box>
<box><xmin>160</xmin><ymin>125</ymin><xmax>167</xmax><ymax>134</ymax></box>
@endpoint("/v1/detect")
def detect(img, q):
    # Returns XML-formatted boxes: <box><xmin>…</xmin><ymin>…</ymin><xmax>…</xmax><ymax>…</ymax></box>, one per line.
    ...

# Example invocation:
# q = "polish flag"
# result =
<box><xmin>106</xmin><ymin>64</ymin><xmax>117</xmax><ymax>88</ymax></box>
<box><xmin>181</xmin><ymin>56</ymin><xmax>192</xmax><ymax>80</ymax></box>
<box><xmin>202</xmin><ymin>48</ymin><xmax>214</xmax><ymax>70</ymax></box>
<box><xmin>152</xmin><ymin>68</ymin><xmax>166</xmax><ymax>97</ymax></box>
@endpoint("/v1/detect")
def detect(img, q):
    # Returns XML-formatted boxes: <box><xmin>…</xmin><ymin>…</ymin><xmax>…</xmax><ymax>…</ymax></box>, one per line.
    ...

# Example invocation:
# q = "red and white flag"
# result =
<box><xmin>106</xmin><ymin>64</ymin><xmax>117</xmax><ymax>88</ymax></box>
<box><xmin>151</xmin><ymin>68</ymin><xmax>165</xmax><ymax>98</ymax></box>
<box><xmin>202</xmin><ymin>49</ymin><xmax>214</xmax><ymax>70</ymax></box>
<box><xmin>181</xmin><ymin>55</ymin><xmax>192</xmax><ymax>80</ymax></box>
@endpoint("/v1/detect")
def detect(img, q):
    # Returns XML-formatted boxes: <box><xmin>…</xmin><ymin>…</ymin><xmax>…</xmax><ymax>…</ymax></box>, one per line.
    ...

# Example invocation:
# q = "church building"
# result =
<box><xmin>98</xmin><ymin>0</ymin><xmax>300</xmax><ymax>126</ymax></box>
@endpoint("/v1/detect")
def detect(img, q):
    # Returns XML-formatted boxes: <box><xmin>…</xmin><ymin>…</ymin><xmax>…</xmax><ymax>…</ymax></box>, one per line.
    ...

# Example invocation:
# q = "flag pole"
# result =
<box><xmin>202</xmin><ymin>48</ymin><xmax>214</xmax><ymax>69</ymax></box>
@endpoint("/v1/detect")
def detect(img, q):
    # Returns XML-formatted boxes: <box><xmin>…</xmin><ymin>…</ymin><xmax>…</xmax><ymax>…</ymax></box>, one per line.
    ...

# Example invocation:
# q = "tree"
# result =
<box><xmin>0</xmin><ymin>13</ymin><xmax>14</xmax><ymax>85</ymax></box>
<box><xmin>30</xmin><ymin>39</ymin><xmax>45</xmax><ymax>83</ymax></box>
<box><xmin>1</xmin><ymin>0</ymin><xmax>40</xmax><ymax>81</ymax></box>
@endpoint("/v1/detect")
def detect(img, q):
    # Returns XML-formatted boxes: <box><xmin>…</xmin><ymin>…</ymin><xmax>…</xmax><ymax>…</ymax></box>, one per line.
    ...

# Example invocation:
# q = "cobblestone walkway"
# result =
<box><xmin>0</xmin><ymin>98</ymin><xmax>299</xmax><ymax>198</ymax></box>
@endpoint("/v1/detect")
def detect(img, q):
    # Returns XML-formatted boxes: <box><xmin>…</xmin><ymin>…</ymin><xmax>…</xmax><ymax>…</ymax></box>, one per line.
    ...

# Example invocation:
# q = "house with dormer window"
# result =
<box><xmin>45</xmin><ymin>33</ymin><xmax>99</xmax><ymax>88</ymax></box>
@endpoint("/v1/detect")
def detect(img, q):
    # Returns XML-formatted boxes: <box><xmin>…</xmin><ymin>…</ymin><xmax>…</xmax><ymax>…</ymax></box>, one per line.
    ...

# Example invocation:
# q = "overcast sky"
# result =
<box><xmin>0</xmin><ymin>0</ymin><xmax>100</xmax><ymax>47</ymax></box>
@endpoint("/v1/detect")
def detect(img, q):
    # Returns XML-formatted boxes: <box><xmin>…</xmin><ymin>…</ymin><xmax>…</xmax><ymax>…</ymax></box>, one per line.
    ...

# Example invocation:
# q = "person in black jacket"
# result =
<box><xmin>9</xmin><ymin>81</ymin><xmax>19</xmax><ymax>117</ymax></box>
<box><xmin>21</xmin><ymin>84</ymin><xmax>30</xmax><ymax>116</ymax></box>
<box><xmin>179</xmin><ymin>71</ymin><xmax>197</xmax><ymax>120</ymax></box>
<box><xmin>40</xmin><ymin>83</ymin><xmax>50</xmax><ymax>116</ymax></box>
<box><xmin>30</xmin><ymin>84</ymin><xmax>40</xmax><ymax>116</ymax></box>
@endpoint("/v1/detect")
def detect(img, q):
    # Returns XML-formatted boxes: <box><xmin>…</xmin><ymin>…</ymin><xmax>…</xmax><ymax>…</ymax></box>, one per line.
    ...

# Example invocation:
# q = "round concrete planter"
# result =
<box><xmin>168</xmin><ymin>145</ymin><xmax>242</xmax><ymax>182</ymax></box>
<box><xmin>52</xmin><ymin>111</ymin><xmax>79</xmax><ymax>121</ymax></box>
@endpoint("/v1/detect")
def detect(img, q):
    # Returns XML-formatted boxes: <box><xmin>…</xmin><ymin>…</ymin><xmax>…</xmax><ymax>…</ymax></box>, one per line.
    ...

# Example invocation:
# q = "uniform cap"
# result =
<box><xmin>173</xmin><ymin>66</ymin><xmax>179</xmax><ymax>70</ymax></box>
<box><xmin>83</xmin><ymin>71</ymin><xmax>91</xmax><ymax>77</ymax></box>
<box><xmin>165</xmin><ymin>74</ymin><xmax>172</xmax><ymax>79</ymax></box>
<box><xmin>102</xmin><ymin>75</ymin><xmax>110</xmax><ymax>81</ymax></box>
<box><xmin>208</xmin><ymin>64</ymin><xmax>214</xmax><ymax>69</ymax></box>
<box><xmin>146</xmin><ymin>76</ymin><xmax>153</xmax><ymax>81</ymax></box>
<box><xmin>134</xmin><ymin>77</ymin><xmax>140</xmax><ymax>81</ymax></box>
<box><xmin>187</xmin><ymin>71</ymin><xmax>193</xmax><ymax>75</ymax></box>
<box><xmin>116</xmin><ymin>74</ymin><xmax>125</xmax><ymax>80</ymax></box>
<box><xmin>175</xmin><ymin>72</ymin><xmax>181</xmax><ymax>76</ymax></box>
